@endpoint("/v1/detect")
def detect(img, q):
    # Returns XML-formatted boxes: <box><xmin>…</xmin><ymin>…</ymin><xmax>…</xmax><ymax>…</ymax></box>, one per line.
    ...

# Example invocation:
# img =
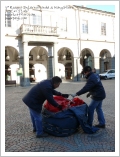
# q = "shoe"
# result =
<box><xmin>33</xmin><ymin>129</ymin><xmax>36</xmax><ymax>132</ymax></box>
<box><xmin>94</xmin><ymin>124</ymin><xmax>105</xmax><ymax>128</ymax></box>
<box><xmin>36</xmin><ymin>133</ymin><xmax>48</xmax><ymax>138</ymax></box>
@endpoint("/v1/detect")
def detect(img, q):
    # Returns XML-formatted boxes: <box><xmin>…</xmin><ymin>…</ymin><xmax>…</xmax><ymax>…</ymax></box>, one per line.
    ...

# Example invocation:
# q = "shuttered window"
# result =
<box><xmin>59</xmin><ymin>17</ymin><xmax>67</xmax><ymax>31</ymax></box>
<box><xmin>101</xmin><ymin>22</ymin><xmax>106</xmax><ymax>35</ymax></box>
<box><xmin>32</xmin><ymin>14</ymin><xmax>41</xmax><ymax>25</ymax></box>
<box><xmin>5</xmin><ymin>11</ymin><xmax>11</xmax><ymax>27</ymax></box>
<box><xmin>82</xmin><ymin>20</ymin><xmax>88</xmax><ymax>33</ymax></box>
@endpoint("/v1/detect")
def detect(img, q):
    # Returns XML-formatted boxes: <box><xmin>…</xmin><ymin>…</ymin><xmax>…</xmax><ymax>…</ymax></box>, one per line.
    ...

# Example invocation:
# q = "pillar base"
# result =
<box><xmin>73</xmin><ymin>76</ymin><xmax>78</xmax><ymax>82</ymax></box>
<box><xmin>73</xmin><ymin>74</ymin><xmax>81</xmax><ymax>82</ymax></box>
<box><xmin>20</xmin><ymin>78</ymin><xmax>31</xmax><ymax>87</ymax></box>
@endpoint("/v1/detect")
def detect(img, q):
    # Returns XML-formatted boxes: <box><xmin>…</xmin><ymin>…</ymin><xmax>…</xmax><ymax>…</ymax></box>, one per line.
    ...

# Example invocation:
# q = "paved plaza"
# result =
<box><xmin>5</xmin><ymin>79</ymin><xmax>115</xmax><ymax>152</ymax></box>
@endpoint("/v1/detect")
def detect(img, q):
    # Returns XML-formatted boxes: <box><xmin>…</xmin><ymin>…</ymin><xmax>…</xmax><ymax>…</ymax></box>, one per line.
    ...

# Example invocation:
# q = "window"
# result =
<box><xmin>5</xmin><ymin>11</ymin><xmax>11</xmax><ymax>27</ymax></box>
<box><xmin>101</xmin><ymin>22</ymin><xmax>106</xmax><ymax>35</ymax></box>
<box><xmin>59</xmin><ymin>17</ymin><xmax>67</xmax><ymax>31</ymax></box>
<box><xmin>82</xmin><ymin>20</ymin><xmax>88</xmax><ymax>33</ymax></box>
<box><xmin>51</xmin><ymin>15</ymin><xmax>57</xmax><ymax>27</ymax></box>
<box><xmin>110</xmin><ymin>70</ymin><xmax>115</xmax><ymax>73</ymax></box>
<box><xmin>32</xmin><ymin>14</ymin><xmax>41</xmax><ymax>25</ymax></box>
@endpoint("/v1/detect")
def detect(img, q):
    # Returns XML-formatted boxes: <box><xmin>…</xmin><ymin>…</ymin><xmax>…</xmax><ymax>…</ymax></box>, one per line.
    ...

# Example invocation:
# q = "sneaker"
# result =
<box><xmin>33</xmin><ymin>129</ymin><xmax>36</xmax><ymax>132</ymax></box>
<box><xmin>94</xmin><ymin>124</ymin><xmax>105</xmax><ymax>128</ymax></box>
<box><xmin>36</xmin><ymin>133</ymin><xmax>48</xmax><ymax>138</ymax></box>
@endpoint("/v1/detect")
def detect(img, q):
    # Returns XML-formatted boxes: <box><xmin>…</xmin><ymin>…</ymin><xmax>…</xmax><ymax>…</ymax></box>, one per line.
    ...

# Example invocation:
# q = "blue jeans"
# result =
<box><xmin>87</xmin><ymin>99</ymin><xmax>105</xmax><ymax>126</ymax></box>
<box><xmin>29</xmin><ymin>108</ymin><xmax>43</xmax><ymax>135</ymax></box>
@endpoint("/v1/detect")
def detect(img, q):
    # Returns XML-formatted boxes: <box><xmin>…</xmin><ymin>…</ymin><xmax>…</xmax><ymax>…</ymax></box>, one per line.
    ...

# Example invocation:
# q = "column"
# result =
<box><xmin>20</xmin><ymin>42</ymin><xmax>30</xmax><ymax>86</ymax></box>
<box><xmin>53</xmin><ymin>42</ymin><xmax>59</xmax><ymax>76</ymax></box>
<box><xmin>72</xmin><ymin>57</ymin><xmax>78</xmax><ymax>81</ymax></box>
<box><xmin>47</xmin><ymin>45</ymin><xmax>54</xmax><ymax>78</ymax></box>
<box><xmin>94</xmin><ymin>57</ymin><xmax>100</xmax><ymax>74</ymax></box>
<box><xmin>77</xmin><ymin>58</ymin><xmax>81</xmax><ymax>81</ymax></box>
<box><xmin>72</xmin><ymin>57</ymin><xmax>82</xmax><ymax>81</ymax></box>
<box><xmin>111</xmin><ymin>57</ymin><xmax>115</xmax><ymax>69</ymax></box>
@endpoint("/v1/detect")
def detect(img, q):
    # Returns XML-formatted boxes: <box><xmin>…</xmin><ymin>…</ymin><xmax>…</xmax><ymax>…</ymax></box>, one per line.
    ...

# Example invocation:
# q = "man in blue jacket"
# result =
<box><xmin>22</xmin><ymin>76</ymin><xmax>69</xmax><ymax>138</ymax></box>
<box><xmin>71</xmin><ymin>66</ymin><xmax>106</xmax><ymax>128</ymax></box>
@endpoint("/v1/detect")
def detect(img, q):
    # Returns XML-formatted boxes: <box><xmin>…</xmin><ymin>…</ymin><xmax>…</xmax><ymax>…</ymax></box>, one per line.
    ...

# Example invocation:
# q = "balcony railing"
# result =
<box><xmin>20</xmin><ymin>24</ymin><xmax>59</xmax><ymax>36</ymax></box>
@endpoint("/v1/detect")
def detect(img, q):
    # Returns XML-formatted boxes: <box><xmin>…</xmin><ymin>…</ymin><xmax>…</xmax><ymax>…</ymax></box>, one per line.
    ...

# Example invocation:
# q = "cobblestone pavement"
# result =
<box><xmin>5</xmin><ymin>79</ymin><xmax>115</xmax><ymax>152</ymax></box>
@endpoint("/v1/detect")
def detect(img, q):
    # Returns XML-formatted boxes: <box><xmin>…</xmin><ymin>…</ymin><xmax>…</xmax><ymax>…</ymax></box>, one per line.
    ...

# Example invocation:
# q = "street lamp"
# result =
<box><xmin>6</xmin><ymin>55</ymin><xmax>10</xmax><ymax>60</ymax></box>
<box><xmin>103</xmin><ymin>54</ymin><xmax>106</xmax><ymax>59</ymax></box>
<box><xmin>6</xmin><ymin>51</ymin><xmax>10</xmax><ymax>60</ymax></box>
<box><xmin>63</xmin><ymin>54</ymin><xmax>66</xmax><ymax>59</ymax></box>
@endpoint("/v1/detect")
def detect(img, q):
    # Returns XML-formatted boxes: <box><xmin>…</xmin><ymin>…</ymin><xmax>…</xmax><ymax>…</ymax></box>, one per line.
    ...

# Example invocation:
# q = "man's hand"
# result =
<box><xmin>70</xmin><ymin>94</ymin><xmax>77</xmax><ymax>98</ymax></box>
<box><xmin>86</xmin><ymin>92</ymin><xmax>91</xmax><ymax>98</ymax></box>
<box><xmin>57</xmin><ymin>105</ymin><xmax>63</xmax><ymax>110</ymax></box>
<box><xmin>61</xmin><ymin>94</ymin><xmax>69</xmax><ymax>98</ymax></box>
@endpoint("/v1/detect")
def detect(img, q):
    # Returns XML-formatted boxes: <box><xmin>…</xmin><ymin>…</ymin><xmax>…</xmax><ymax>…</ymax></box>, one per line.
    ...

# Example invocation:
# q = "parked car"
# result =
<box><xmin>99</xmin><ymin>69</ymin><xmax>115</xmax><ymax>80</ymax></box>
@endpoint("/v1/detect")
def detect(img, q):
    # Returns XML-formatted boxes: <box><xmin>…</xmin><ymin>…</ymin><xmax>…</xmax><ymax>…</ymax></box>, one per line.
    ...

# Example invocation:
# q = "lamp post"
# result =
<box><xmin>6</xmin><ymin>55</ymin><xmax>10</xmax><ymax>60</ymax></box>
<box><xmin>37</xmin><ymin>54</ymin><xmax>40</xmax><ymax>59</ymax></box>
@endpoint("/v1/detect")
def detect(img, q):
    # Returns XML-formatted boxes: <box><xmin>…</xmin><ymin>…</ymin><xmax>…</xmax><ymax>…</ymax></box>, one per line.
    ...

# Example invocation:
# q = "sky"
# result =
<box><xmin>86</xmin><ymin>5</ymin><xmax>115</xmax><ymax>13</ymax></box>
<box><xmin>2</xmin><ymin>1</ymin><xmax>116</xmax><ymax>13</ymax></box>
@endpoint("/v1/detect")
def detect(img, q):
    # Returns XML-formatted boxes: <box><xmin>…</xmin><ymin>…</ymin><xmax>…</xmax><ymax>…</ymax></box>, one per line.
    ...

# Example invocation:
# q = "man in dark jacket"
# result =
<box><xmin>22</xmin><ymin>76</ymin><xmax>69</xmax><ymax>138</ymax></box>
<box><xmin>71</xmin><ymin>66</ymin><xmax>106</xmax><ymax>128</ymax></box>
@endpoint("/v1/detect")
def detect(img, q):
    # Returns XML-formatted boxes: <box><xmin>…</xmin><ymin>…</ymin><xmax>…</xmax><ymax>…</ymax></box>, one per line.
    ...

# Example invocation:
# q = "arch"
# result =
<box><xmin>28</xmin><ymin>46</ymin><xmax>48</xmax><ymax>82</ymax></box>
<box><xmin>99</xmin><ymin>49</ymin><xmax>112</xmax><ymax>72</ymax></box>
<box><xmin>58</xmin><ymin>47</ymin><xmax>73</xmax><ymax>61</ymax></box>
<box><xmin>80</xmin><ymin>48</ymin><xmax>94</xmax><ymax>58</ymax></box>
<box><xmin>80</xmin><ymin>48</ymin><xmax>94</xmax><ymax>69</ymax></box>
<box><xmin>99</xmin><ymin>49</ymin><xmax>111</xmax><ymax>58</ymax></box>
<box><xmin>5</xmin><ymin>47</ymin><xmax>19</xmax><ymax>83</ymax></box>
<box><xmin>58</xmin><ymin>47</ymin><xmax>73</xmax><ymax>56</ymax></box>
<box><xmin>30</xmin><ymin>46</ymin><xmax>48</xmax><ymax>57</ymax></box>
<box><xmin>5</xmin><ymin>46</ymin><xmax>19</xmax><ymax>61</ymax></box>
<box><xmin>57</xmin><ymin>47</ymin><xmax>74</xmax><ymax>80</ymax></box>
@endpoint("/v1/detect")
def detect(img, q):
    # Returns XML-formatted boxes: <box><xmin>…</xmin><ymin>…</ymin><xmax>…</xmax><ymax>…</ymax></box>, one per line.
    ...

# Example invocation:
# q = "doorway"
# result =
<box><xmin>104</xmin><ymin>62</ymin><xmax>109</xmax><ymax>71</ymax></box>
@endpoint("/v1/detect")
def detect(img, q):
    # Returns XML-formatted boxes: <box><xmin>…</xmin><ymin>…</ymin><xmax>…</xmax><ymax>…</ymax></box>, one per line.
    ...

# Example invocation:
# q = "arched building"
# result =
<box><xmin>5</xmin><ymin>5</ymin><xmax>115</xmax><ymax>86</ymax></box>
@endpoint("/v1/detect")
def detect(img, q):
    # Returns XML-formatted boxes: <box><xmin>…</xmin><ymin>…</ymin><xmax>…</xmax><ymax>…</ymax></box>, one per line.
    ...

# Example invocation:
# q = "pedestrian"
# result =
<box><xmin>22</xmin><ymin>76</ymin><xmax>69</xmax><ymax>138</ymax></box>
<box><xmin>71</xmin><ymin>66</ymin><xmax>106</xmax><ymax>128</ymax></box>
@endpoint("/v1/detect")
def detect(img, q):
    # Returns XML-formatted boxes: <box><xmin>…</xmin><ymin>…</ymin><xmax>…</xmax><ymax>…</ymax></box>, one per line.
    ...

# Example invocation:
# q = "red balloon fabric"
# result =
<box><xmin>44</xmin><ymin>96</ymin><xmax>85</xmax><ymax>112</ymax></box>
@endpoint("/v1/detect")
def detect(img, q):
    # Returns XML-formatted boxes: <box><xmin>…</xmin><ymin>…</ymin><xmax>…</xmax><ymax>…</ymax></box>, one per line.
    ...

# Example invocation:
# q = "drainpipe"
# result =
<box><xmin>78</xmin><ymin>8</ymin><xmax>81</xmax><ymax>59</ymax></box>
<box><xmin>74</xmin><ymin>7</ymin><xmax>79</xmax><ymax>81</ymax></box>
<box><xmin>69</xmin><ymin>5</ymin><xmax>80</xmax><ymax>81</ymax></box>
<box><xmin>73</xmin><ymin>6</ymin><xmax>82</xmax><ymax>81</ymax></box>
<box><xmin>78</xmin><ymin>7</ymin><xmax>82</xmax><ymax>81</ymax></box>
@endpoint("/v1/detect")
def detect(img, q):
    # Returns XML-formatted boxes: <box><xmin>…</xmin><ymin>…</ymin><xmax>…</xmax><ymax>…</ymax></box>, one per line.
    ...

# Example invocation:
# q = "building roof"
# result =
<box><xmin>73</xmin><ymin>5</ymin><xmax>115</xmax><ymax>15</ymax></box>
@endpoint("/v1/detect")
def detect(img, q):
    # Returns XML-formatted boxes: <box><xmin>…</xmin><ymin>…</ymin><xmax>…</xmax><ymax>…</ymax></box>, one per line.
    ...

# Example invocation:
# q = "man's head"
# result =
<box><xmin>83</xmin><ymin>66</ymin><xmax>92</xmax><ymax>77</ymax></box>
<box><xmin>52</xmin><ymin>76</ymin><xmax>62</xmax><ymax>89</ymax></box>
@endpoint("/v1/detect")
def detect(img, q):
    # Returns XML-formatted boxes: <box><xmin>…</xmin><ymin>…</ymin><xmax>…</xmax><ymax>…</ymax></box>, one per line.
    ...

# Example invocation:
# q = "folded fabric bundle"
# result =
<box><xmin>42</xmin><ymin>96</ymin><xmax>99</xmax><ymax>137</ymax></box>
